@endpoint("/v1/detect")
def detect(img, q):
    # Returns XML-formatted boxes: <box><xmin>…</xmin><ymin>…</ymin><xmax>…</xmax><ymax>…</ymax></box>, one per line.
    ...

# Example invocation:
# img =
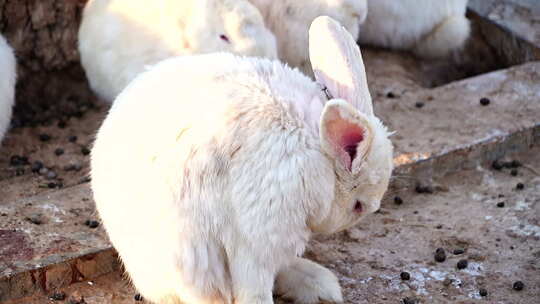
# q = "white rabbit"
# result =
<box><xmin>248</xmin><ymin>0</ymin><xmax>367</xmax><ymax>76</ymax></box>
<box><xmin>78</xmin><ymin>0</ymin><xmax>277</xmax><ymax>103</ymax></box>
<box><xmin>0</xmin><ymin>34</ymin><xmax>16</xmax><ymax>144</ymax></box>
<box><xmin>91</xmin><ymin>16</ymin><xmax>393</xmax><ymax>304</ymax></box>
<box><xmin>359</xmin><ymin>0</ymin><xmax>470</xmax><ymax>58</ymax></box>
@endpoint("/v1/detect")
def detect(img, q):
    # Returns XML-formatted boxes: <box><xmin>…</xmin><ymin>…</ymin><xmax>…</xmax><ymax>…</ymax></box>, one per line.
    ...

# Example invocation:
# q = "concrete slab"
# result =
<box><xmin>0</xmin><ymin>185</ymin><xmax>117</xmax><ymax>301</ymax></box>
<box><xmin>468</xmin><ymin>0</ymin><xmax>540</xmax><ymax>66</ymax></box>
<box><xmin>469</xmin><ymin>0</ymin><xmax>540</xmax><ymax>50</ymax></box>
<box><xmin>374</xmin><ymin>61</ymin><xmax>540</xmax><ymax>183</ymax></box>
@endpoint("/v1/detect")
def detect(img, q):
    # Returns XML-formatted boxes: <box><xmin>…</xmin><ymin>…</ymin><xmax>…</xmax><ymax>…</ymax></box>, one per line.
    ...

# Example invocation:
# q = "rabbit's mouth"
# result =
<box><xmin>353</xmin><ymin>200</ymin><xmax>363</xmax><ymax>213</ymax></box>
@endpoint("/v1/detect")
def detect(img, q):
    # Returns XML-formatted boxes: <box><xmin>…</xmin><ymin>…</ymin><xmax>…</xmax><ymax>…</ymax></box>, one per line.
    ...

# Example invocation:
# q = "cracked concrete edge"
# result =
<box><xmin>467</xmin><ymin>1</ymin><xmax>540</xmax><ymax>65</ymax></box>
<box><xmin>394</xmin><ymin>122</ymin><xmax>540</xmax><ymax>187</ymax></box>
<box><xmin>0</xmin><ymin>248</ymin><xmax>118</xmax><ymax>301</ymax></box>
<box><xmin>1</xmin><ymin>123</ymin><xmax>538</xmax><ymax>302</ymax></box>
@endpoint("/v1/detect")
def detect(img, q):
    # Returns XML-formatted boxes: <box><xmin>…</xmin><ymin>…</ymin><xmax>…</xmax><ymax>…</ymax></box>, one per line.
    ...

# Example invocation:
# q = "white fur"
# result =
<box><xmin>0</xmin><ymin>34</ymin><xmax>16</xmax><ymax>143</ymax></box>
<box><xmin>91</xmin><ymin>16</ymin><xmax>393</xmax><ymax>304</ymax></box>
<box><xmin>274</xmin><ymin>257</ymin><xmax>343</xmax><ymax>304</ymax></box>
<box><xmin>248</xmin><ymin>0</ymin><xmax>367</xmax><ymax>76</ymax></box>
<box><xmin>359</xmin><ymin>0</ymin><xmax>470</xmax><ymax>58</ymax></box>
<box><xmin>78</xmin><ymin>0</ymin><xmax>277</xmax><ymax>103</ymax></box>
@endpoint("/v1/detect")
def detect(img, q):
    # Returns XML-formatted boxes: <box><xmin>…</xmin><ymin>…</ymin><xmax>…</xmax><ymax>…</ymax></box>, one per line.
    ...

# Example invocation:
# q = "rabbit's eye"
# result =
<box><xmin>220</xmin><ymin>34</ymin><xmax>230</xmax><ymax>43</ymax></box>
<box><xmin>354</xmin><ymin>200</ymin><xmax>363</xmax><ymax>213</ymax></box>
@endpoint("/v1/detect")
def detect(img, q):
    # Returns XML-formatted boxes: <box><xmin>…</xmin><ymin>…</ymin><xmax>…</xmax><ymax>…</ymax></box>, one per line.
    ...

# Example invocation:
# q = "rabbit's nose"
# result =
<box><xmin>354</xmin><ymin>200</ymin><xmax>363</xmax><ymax>213</ymax></box>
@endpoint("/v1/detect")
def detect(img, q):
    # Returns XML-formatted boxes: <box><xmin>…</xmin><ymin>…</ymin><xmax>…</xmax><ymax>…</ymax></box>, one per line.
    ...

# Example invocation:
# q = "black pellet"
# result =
<box><xmin>416</xmin><ymin>185</ymin><xmax>433</xmax><ymax>194</ymax></box>
<box><xmin>513</xmin><ymin>281</ymin><xmax>524</xmax><ymax>291</ymax></box>
<box><xmin>402</xmin><ymin>297</ymin><xmax>417</xmax><ymax>304</ymax></box>
<box><xmin>480</xmin><ymin>97</ymin><xmax>490</xmax><ymax>106</ymax></box>
<box><xmin>497</xmin><ymin>202</ymin><xmax>505</xmax><ymax>208</ymax></box>
<box><xmin>85</xmin><ymin>220</ymin><xmax>100</xmax><ymax>228</ymax></box>
<box><xmin>516</xmin><ymin>183</ymin><xmax>524</xmax><ymax>190</ymax></box>
<box><xmin>400</xmin><ymin>272</ymin><xmax>410</xmax><ymax>281</ymax></box>
<box><xmin>394</xmin><ymin>196</ymin><xmax>403</xmax><ymax>205</ymax></box>
<box><xmin>134</xmin><ymin>293</ymin><xmax>143</xmax><ymax>301</ymax></box>
<box><xmin>479</xmin><ymin>288</ymin><xmax>488</xmax><ymax>297</ymax></box>
<box><xmin>27</xmin><ymin>216</ymin><xmax>42</xmax><ymax>225</ymax></box>
<box><xmin>457</xmin><ymin>259</ymin><xmax>468</xmax><ymax>270</ymax></box>
<box><xmin>415</xmin><ymin>101</ymin><xmax>424</xmax><ymax>108</ymax></box>
<box><xmin>434</xmin><ymin>248</ymin><xmax>446</xmax><ymax>263</ymax></box>
<box><xmin>31</xmin><ymin>161</ymin><xmax>44</xmax><ymax>173</ymax></box>
<box><xmin>453</xmin><ymin>248</ymin><xmax>465</xmax><ymax>255</ymax></box>
<box><xmin>54</xmin><ymin>148</ymin><xmax>64</xmax><ymax>156</ymax></box>
<box><xmin>81</xmin><ymin>147</ymin><xmax>91</xmax><ymax>156</ymax></box>
<box><xmin>492</xmin><ymin>160</ymin><xmax>503</xmax><ymax>170</ymax></box>
<box><xmin>68</xmin><ymin>135</ymin><xmax>78</xmax><ymax>143</ymax></box>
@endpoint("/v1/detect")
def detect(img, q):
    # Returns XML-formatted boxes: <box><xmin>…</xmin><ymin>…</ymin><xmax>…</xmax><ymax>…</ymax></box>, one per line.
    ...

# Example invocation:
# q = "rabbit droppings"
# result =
<box><xmin>78</xmin><ymin>0</ymin><xmax>277</xmax><ymax>103</ymax></box>
<box><xmin>359</xmin><ymin>0</ymin><xmax>470</xmax><ymax>58</ymax></box>
<box><xmin>249</xmin><ymin>0</ymin><xmax>367</xmax><ymax>76</ymax></box>
<box><xmin>0</xmin><ymin>34</ymin><xmax>16</xmax><ymax>144</ymax></box>
<box><xmin>91</xmin><ymin>16</ymin><xmax>393</xmax><ymax>304</ymax></box>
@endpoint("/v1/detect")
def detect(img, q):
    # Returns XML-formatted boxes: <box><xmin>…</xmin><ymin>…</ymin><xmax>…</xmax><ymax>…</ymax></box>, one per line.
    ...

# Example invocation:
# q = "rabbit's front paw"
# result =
<box><xmin>274</xmin><ymin>258</ymin><xmax>343</xmax><ymax>304</ymax></box>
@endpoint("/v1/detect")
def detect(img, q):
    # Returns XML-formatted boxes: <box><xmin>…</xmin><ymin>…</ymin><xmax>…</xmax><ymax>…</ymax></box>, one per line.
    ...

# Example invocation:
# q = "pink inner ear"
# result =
<box><xmin>327</xmin><ymin>119</ymin><xmax>365</xmax><ymax>170</ymax></box>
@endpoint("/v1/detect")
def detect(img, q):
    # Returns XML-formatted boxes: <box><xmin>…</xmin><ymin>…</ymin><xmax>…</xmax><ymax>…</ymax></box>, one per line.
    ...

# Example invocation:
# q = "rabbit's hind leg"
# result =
<box><xmin>228</xmin><ymin>249</ymin><xmax>275</xmax><ymax>304</ymax></box>
<box><xmin>274</xmin><ymin>257</ymin><xmax>343</xmax><ymax>304</ymax></box>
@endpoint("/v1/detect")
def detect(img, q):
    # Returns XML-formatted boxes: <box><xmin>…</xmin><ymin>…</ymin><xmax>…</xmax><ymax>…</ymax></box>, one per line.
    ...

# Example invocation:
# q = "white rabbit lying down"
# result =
<box><xmin>91</xmin><ymin>16</ymin><xmax>393</xmax><ymax>304</ymax></box>
<box><xmin>78</xmin><ymin>0</ymin><xmax>277</xmax><ymax>103</ymax></box>
<box><xmin>248</xmin><ymin>0</ymin><xmax>367</xmax><ymax>76</ymax></box>
<box><xmin>359</xmin><ymin>0</ymin><xmax>470</xmax><ymax>58</ymax></box>
<box><xmin>0</xmin><ymin>34</ymin><xmax>16</xmax><ymax>144</ymax></box>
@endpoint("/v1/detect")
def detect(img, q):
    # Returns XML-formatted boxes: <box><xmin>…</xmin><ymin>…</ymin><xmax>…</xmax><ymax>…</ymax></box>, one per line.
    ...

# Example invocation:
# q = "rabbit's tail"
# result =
<box><xmin>414</xmin><ymin>14</ymin><xmax>470</xmax><ymax>59</ymax></box>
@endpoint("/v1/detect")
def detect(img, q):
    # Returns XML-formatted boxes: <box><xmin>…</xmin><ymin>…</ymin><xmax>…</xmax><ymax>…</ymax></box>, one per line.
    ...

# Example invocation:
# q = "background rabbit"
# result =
<box><xmin>359</xmin><ymin>0</ymin><xmax>470</xmax><ymax>58</ymax></box>
<box><xmin>248</xmin><ymin>0</ymin><xmax>368</xmax><ymax>76</ymax></box>
<box><xmin>78</xmin><ymin>0</ymin><xmax>277</xmax><ymax>103</ymax></box>
<box><xmin>91</xmin><ymin>16</ymin><xmax>393</xmax><ymax>304</ymax></box>
<box><xmin>0</xmin><ymin>34</ymin><xmax>16</xmax><ymax>144</ymax></box>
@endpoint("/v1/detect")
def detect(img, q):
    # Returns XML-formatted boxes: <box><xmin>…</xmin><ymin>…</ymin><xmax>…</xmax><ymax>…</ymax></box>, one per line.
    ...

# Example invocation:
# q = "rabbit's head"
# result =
<box><xmin>308</xmin><ymin>16</ymin><xmax>393</xmax><ymax>234</ymax></box>
<box><xmin>183</xmin><ymin>0</ymin><xmax>277</xmax><ymax>59</ymax></box>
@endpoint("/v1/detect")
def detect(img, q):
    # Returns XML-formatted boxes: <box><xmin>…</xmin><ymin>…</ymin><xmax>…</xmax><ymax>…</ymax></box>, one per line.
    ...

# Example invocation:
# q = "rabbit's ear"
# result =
<box><xmin>320</xmin><ymin>99</ymin><xmax>373</xmax><ymax>173</ymax></box>
<box><xmin>309</xmin><ymin>16</ymin><xmax>373</xmax><ymax>116</ymax></box>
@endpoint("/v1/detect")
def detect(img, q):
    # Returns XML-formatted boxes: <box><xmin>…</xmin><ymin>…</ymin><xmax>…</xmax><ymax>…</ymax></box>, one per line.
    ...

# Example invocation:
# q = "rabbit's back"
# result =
<box><xmin>79</xmin><ymin>0</ymin><xmax>185</xmax><ymax>102</ymax></box>
<box><xmin>91</xmin><ymin>53</ymin><xmax>333</xmax><ymax>303</ymax></box>
<box><xmin>79</xmin><ymin>0</ymin><xmax>277</xmax><ymax>103</ymax></box>
<box><xmin>359</xmin><ymin>0</ymin><xmax>468</xmax><ymax>50</ymax></box>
